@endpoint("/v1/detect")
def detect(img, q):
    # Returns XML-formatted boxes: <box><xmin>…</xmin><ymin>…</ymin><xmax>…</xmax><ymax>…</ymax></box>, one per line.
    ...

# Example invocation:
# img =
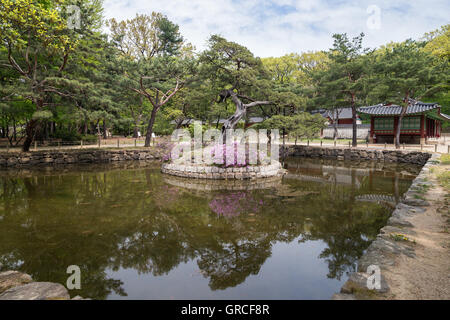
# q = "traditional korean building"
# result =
<box><xmin>311</xmin><ymin>107</ymin><xmax>362</xmax><ymax>125</ymax></box>
<box><xmin>358</xmin><ymin>102</ymin><xmax>450</xmax><ymax>144</ymax></box>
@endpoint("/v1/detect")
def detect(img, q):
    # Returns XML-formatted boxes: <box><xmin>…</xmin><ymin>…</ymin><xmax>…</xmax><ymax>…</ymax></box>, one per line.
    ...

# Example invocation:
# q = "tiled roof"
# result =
<box><xmin>311</xmin><ymin>107</ymin><xmax>357</xmax><ymax>119</ymax></box>
<box><xmin>358</xmin><ymin>102</ymin><xmax>440</xmax><ymax>115</ymax></box>
<box><xmin>441</xmin><ymin>113</ymin><xmax>450</xmax><ymax>120</ymax></box>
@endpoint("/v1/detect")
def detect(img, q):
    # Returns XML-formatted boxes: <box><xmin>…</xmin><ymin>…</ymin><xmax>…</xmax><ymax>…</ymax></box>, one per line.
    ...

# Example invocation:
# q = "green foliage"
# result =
<box><xmin>422</xmin><ymin>24</ymin><xmax>450</xmax><ymax>61</ymax></box>
<box><xmin>0</xmin><ymin>1</ymin><xmax>447</xmax><ymax>149</ymax></box>
<box><xmin>258</xmin><ymin>113</ymin><xmax>326</xmax><ymax>140</ymax></box>
<box><xmin>32</xmin><ymin>110</ymin><xmax>53</xmax><ymax>120</ymax></box>
<box><xmin>368</xmin><ymin>39</ymin><xmax>444</xmax><ymax>105</ymax></box>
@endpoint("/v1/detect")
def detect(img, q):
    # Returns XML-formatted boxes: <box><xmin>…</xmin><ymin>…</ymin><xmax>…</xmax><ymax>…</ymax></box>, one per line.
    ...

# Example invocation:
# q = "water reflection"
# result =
<box><xmin>0</xmin><ymin>159</ymin><xmax>419</xmax><ymax>299</ymax></box>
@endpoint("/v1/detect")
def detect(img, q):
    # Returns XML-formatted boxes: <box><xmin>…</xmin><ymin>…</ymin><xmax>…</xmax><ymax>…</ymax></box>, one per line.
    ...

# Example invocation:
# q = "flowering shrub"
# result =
<box><xmin>157</xmin><ymin>141</ymin><xmax>175</xmax><ymax>162</ymax></box>
<box><xmin>210</xmin><ymin>142</ymin><xmax>271</xmax><ymax>167</ymax></box>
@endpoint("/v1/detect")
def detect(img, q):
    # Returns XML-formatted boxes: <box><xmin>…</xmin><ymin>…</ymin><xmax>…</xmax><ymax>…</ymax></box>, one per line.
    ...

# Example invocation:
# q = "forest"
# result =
<box><xmin>1</xmin><ymin>0</ymin><xmax>449</xmax><ymax>151</ymax></box>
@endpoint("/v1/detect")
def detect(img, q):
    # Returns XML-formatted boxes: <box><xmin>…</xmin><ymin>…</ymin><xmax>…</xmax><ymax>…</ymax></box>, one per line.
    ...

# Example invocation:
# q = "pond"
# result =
<box><xmin>0</xmin><ymin>158</ymin><xmax>421</xmax><ymax>299</ymax></box>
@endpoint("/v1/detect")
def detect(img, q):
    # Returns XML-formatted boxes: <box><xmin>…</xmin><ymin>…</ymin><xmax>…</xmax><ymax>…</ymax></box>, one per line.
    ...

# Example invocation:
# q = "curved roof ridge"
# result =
<box><xmin>358</xmin><ymin>101</ymin><xmax>440</xmax><ymax>115</ymax></box>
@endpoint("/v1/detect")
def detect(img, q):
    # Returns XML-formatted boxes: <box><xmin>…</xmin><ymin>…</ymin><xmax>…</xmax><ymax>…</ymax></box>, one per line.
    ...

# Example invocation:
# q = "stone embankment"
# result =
<box><xmin>163</xmin><ymin>174</ymin><xmax>283</xmax><ymax>191</ymax></box>
<box><xmin>161</xmin><ymin>161</ymin><xmax>284</xmax><ymax>179</ymax></box>
<box><xmin>283</xmin><ymin>145</ymin><xmax>431</xmax><ymax>165</ymax></box>
<box><xmin>0</xmin><ymin>148</ymin><xmax>163</xmax><ymax>168</ymax></box>
<box><xmin>0</xmin><ymin>145</ymin><xmax>432</xmax><ymax>168</ymax></box>
<box><xmin>0</xmin><ymin>270</ymin><xmax>87</xmax><ymax>300</ymax></box>
<box><xmin>332</xmin><ymin>153</ymin><xmax>441</xmax><ymax>300</ymax></box>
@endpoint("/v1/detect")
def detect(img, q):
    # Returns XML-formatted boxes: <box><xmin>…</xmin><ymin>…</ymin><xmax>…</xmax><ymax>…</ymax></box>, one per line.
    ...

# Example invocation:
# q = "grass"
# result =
<box><xmin>439</xmin><ymin>154</ymin><xmax>450</xmax><ymax>165</ymax></box>
<box><xmin>288</xmin><ymin>138</ymin><xmax>366</xmax><ymax>144</ymax></box>
<box><xmin>434</xmin><ymin>155</ymin><xmax>450</xmax><ymax>191</ymax></box>
<box><xmin>414</xmin><ymin>183</ymin><xmax>432</xmax><ymax>194</ymax></box>
<box><xmin>390</xmin><ymin>233</ymin><xmax>416</xmax><ymax>244</ymax></box>
<box><xmin>436</xmin><ymin>170</ymin><xmax>450</xmax><ymax>190</ymax></box>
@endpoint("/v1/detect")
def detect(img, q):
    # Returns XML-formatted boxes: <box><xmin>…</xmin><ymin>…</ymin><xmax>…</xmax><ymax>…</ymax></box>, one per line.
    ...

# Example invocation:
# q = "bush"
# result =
<box><xmin>81</xmin><ymin>134</ymin><xmax>98</xmax><ymax>143</ymax></box>
<box><xmin>52</xmin><ymin>130</ymin><xmax>81</xmax><ymax>142</ymax></box>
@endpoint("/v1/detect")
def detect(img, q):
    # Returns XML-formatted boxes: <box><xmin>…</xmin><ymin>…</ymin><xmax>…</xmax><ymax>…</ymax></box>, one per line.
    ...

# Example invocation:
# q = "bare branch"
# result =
<box><xmin>7</xmin><ymin>42</ymin><xmax>28</xmax><ymax>77</ymax></box>
<box><xmin>244</xmin><ymin>100</ymin><xmax>273</xmax><ymax>108</ymax></box>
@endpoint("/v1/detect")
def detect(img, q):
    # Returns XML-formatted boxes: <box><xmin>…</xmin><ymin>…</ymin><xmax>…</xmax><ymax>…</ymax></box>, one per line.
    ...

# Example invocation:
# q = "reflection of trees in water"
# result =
<box><xmin>0</xmin><ymin>160</ymin><xmax>415</xmax><ymax>298</ymax></box>
<box><xmin>197</xmin><ymin>238</ymin><xmax>272</xmax><ymax>290</ymax></box>
<box><xmin>209</xmin><ymin>192</ymin><xmax>263</xmax><ymax>217</ymax></box>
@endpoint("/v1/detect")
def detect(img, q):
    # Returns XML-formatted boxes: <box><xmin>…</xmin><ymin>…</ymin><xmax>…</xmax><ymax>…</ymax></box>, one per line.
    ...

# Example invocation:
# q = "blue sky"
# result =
<box><xmin>103</xmin><ymin>0</ymin><xmax>449</xmax><ymax>57</ymax></box>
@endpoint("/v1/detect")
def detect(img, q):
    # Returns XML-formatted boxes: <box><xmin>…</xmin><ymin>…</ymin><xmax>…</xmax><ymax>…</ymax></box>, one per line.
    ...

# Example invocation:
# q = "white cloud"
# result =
<box><xmin>102</xmin><ymin>0</ymin><xmax>450</xmax><ymax>57</ymax></box>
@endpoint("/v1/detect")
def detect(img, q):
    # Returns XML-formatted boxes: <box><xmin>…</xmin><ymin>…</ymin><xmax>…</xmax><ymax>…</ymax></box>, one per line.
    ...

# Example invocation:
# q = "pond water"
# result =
<box><xmin>0</xmin><ymin>158</ymin><xmax>421</xmax><ymax>299</ymax></box>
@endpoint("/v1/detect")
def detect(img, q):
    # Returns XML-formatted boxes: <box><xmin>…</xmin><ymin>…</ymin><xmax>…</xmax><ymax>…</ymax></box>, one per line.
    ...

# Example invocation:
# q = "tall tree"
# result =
<box><xmin>311</xmin><ymin>33</ymin><xmax>370</xmax><ymax>147</ymax></box>
<box><xmin>200</xmin><ymin>35</ymin><xmax>299</xmax><ymax>143</ymax></box>
<box><xmin>0</xmin><ymin>0</ymin><xmax>77</xmax><ymax>151</ymax></box>
<box><xmin>123</xmin><ymin>56</ymin><xmax>197</xmax><ymax>146</ymax></box>
<box><xmin>108</xmin><ymin>13</ymin><xmax>187</xmax><ymax>146</ymax></box>
<box><xmin>369</xmin><ymin>39</ymin><xmax>444</xmax><ymax>148</ymax></box>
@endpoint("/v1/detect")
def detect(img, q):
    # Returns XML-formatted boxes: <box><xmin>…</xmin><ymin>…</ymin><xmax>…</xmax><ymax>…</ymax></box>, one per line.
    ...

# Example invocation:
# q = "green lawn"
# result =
<box><xmin>286</xmin><ymin>138</ymin><xmax>367</xmax><ymax>144</ymax></box>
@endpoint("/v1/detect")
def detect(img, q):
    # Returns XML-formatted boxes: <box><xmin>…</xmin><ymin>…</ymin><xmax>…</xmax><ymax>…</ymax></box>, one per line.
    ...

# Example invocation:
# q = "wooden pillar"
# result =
<box><xmin>393</xmin><ymin>116</ymin><xmax>399</xmax><ymax>144</ymax></box>
<box><xmin>369</xmin><ymin>117</ymin><xmax>374</xmax><ymax>143</ymax></box>
<box><xmin>420</xmin><ymin>114</ymin><xmax>425</xmax><ymax>145</ymax></box>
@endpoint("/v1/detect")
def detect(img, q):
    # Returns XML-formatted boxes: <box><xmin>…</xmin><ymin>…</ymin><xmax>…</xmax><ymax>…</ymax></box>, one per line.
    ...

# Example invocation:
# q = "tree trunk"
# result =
<box><xmin>133</xmin><ymin>114</ymin><xmax>142</xmax><ymax>138</ymax></box>
<box><xmin>221</xmin><ymin>94</ymin><xmax>247</xmax><ymax>144</ymax></box>
<box><xmin>331</xmin><ymin>108</ymin><xmax>340</xmax><ymax>141</ymax></box>
<box><xmin>175</xmin><ymin>118</ymin><xmax>184</xmax><ymax>129</ymax></box>
<box><xmin>22</xmin><ymin>119</ymin><xmax>38</xmax><ymax>152</ymax></box>
<box><xmin>44</xmin><ymin>121</ymin><xmax>49</xmax><ymax>140</ymax></box>
<box><xmin>351</xmin><ymin>104</ymin><xmax>357</xmax><ymax>147</ymax></box>
<box><xmin>218</xmin><ymin>90</ymin><xmax>272</xmax><ymax>145</ymax></box>
<box><xmin>396</xmin><ymin>107</ymin><xmax>407</xmax><ymax>149</ymax></box>
<box><xmin>103</xmin><ymin>119</ymin><xmax>107</xmax><ymax>139</ymax></box>
<box><xmin>23</xmin><ymin>98</ymin><xmax>44</xmax><ymax>152</ymax></box>
<box><xmin>144</xmin><ymin>106</ymin><xmax>158</xmax><ymax>147</ymax></box>
<box><xmin>13</xmin><ymin>118</ymin><xmax>16</xmax><ymax>142</ymax></box>
<box><xmin>83</xmin><ymin>119</ymin><xmax>88</xmax><ymax>135</ymax></box>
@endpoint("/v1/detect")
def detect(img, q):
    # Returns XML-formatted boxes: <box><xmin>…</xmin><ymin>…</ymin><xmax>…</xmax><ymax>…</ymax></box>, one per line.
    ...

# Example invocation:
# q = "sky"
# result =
<box><xmin>102</xmin><ymin>0</ymin><xmax>449</xmax><ymax>57</ymax></box>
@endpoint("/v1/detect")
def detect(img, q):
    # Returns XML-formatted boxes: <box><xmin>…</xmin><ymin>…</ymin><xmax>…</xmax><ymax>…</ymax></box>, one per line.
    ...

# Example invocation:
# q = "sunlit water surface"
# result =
<box><xmin>0</xmin><ymin>158</ymin><xmax>421</xmax><ymax>299</ymax></box>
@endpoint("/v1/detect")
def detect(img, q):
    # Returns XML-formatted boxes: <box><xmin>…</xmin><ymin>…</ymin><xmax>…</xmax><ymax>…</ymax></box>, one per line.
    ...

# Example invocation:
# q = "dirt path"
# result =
<box><xmin>382</xmin><ymin>164</ymin><xmax>450</xmax><ymax>300</ymax></box>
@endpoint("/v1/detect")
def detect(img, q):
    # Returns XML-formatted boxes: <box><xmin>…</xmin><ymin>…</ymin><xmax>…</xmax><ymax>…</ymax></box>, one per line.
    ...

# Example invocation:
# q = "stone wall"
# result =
<box><xmin>283</xmin><ymin>145</ymin><xmax>431</xmax><ymax>165</ymax></box>
<box><xmin>161</xmin><ymin>162</ymin><xmax>283</xmax><ymax>180</ymax></box>
<box><xmin>332</xmin><ymin>153</ymin><xmax>440</xmax><ymax>300</ymax></box>
<box><xmin>163</xmin><ymin>175</ymin><xmax>283</xmax><ymax>191</ymax></box>
<box><xmin>0</xmin><ymin>146</ymin><xmax>432</xmax><ymax>169</ymax></box>
<box><xmin>0</xmin><ymin>148</ymin><xmax>162</xmax><ymax>168</ymax></box>
<box><xmin>322</xmin><ymin>124</ymin><xmax>370</xmax><ymax>139</ymax></box>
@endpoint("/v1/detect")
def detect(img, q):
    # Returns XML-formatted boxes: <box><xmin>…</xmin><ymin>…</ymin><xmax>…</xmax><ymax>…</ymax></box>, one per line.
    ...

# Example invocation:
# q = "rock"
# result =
<box><xmin>0</xmin><ymin>282</ymin><xmax>70</xmax><ymax>300</ymax></box>
<box><xmin>71</xmin><ymin>295</ymin><xmax>90</xmax><ymax>300</ymax></box>
<box><xmin>0</xmin><ymin>271</ymin><xmax>33</xmax><ymax>294</ymax></box>
<box><xmin>332</xmin><ymin>293</ymin><xmax>356</xmax><ymax>300</ymax></box>
<box><xmin>387</xmin><ymin>216</ymin><xmax>414</xmax><ymax>228</ymax></box>
<box><xmin>402</xmin><ymin>196</ymin><xmax>430</xmax><ymax>207</ymax></box>
<box><xmin>341</xmin><ymin>272</ymin><xmax>389</xmax><ymax>294</ymax></box>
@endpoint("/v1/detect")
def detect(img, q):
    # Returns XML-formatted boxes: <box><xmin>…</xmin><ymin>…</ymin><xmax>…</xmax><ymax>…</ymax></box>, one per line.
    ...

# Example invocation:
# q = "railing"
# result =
<box><xmin>0</xmin><ymin>137</ymin><xmax>158</xmax><ymax>152</ymax></box>
<box><xmin>284</xmin><ymin>138</ymin><xmax>450</xmax><ymax>153</ymax></box>
<box><xmin>0</xmin><ymin>136</ymin><xmax>448</xmax><ymax>153</ymax></box>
